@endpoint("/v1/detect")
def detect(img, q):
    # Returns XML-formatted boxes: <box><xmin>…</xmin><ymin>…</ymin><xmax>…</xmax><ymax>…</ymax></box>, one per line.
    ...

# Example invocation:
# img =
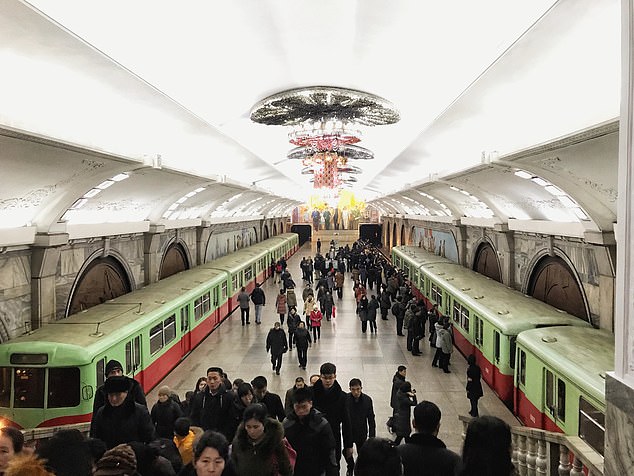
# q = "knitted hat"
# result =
<box><xmin>157</xmin><ymin>385</ymin><xmax>171</xmax><ymax>396</ymax></box>
<box><xmin>93</xmin><ymin>444</ymin><xmax>137</xmax><ymax>476</ymax></box>
<box><xmin>105</xmin><ymin>360</ymin><xmax>123</xmax><ymax>376</ymax></box>
<box><xmin>104</xmin><ymin>376</ymin><xmax>129</xmax><ymax>394</ymax></box>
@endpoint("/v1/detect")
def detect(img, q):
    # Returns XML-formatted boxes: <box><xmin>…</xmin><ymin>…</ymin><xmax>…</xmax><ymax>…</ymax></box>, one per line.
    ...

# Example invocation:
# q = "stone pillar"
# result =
<box><xmin>31</xmin><ymin>233</ymin><xmax>68</xmax><ymax>328</ymax></box>
<box><xmin>144</xmin><ymin>224</ymin><xmax>165</xmax><ymax>285</ymax></box>
<box><xmin>197</xmin><ymin>224</ymin><xmax>212</xmax><ymax>265</ymax></box>
<box><xmin>605</xmin><ymin>1</ymin><xmax>634</xmax><ymax>473</ymax></box>
<box><xmin>494</xmin><ymin>224</ymin><xmax>515</xmax><ymax>287</ymax></box>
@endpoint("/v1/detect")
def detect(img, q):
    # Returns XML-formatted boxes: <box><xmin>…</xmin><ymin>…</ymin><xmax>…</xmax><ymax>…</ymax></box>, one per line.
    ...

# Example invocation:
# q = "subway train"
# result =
<box><xmin>0</xmin><ymin>233</ymin><xmax>298</xmax><ymax>430</ymax></box>
<box><xmin>392</xmin><ymin>245</ymin><xmax>613</xmax><ymax>456</ymax></box>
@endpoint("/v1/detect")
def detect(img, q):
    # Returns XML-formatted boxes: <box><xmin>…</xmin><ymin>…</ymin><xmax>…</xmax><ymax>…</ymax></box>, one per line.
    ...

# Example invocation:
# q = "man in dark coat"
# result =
<box><xmin>344</xmin><ymin>378</ymin><xmax>376</xmax><ymax>475</ymax></box>
<box><xmin>294</xmin><ymin>321</ymin><xmax>312</xmax><ymax>370</ymax></box>
<box><xmin>398</xmin><ymin>401</ymin><xmax>462</xmax><ymax>476</ymax></box>
<box><xmin>265</xmin><ymin>322</ymin><xmax>288</xmax><ymax>375</ymax></box>
<box><xmin>189</xmin><ymin>366</ymin><xmax>234</xmax><ymax>439</ymax></box>
<box><xmin>90</xmin><ymin>376</ymin><xmax>155</xmax><ymax>448</ymax></box>
<box><xmin>249</xmin><ymin>282</ymin><xmax>266</xmax><ymax>325</ymax></box>
<box><xmin>390</xmin><ymin>365</ymin><xmax>407</xmax><ymax>415</ymax></box>
<box><xmin>283</xmin><ymin>387</ymin><xmax>338</xmax><ymax>476</ymax></box>
<box><xmin>251</xmin><ymin>375</ymin><xmax>286</xmax><ymax>421</ymax></box>
<box><xmin>311</xmin><ymin>362</ymin><xmax>353</xmax><ymax>473</ymax></box>
<box><xmin>92</xmin><ymin>359</ymin><xmax>147</xmax><ymax>415</ymax></box>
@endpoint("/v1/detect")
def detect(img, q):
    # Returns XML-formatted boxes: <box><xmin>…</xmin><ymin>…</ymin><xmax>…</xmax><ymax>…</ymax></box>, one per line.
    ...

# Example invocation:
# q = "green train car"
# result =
<box><xmin>0</xmin><ymin>233</ymin><xmax>298</xmax><ymax>430</ymax></box>
<box><xmin>515</xmin><ymin>327</ymin><xmax>613</xmax><ymax>455</ymax></box>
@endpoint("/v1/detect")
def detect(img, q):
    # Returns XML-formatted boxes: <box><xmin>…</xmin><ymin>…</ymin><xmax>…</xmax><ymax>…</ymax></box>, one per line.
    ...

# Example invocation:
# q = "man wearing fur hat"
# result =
<box><xmin>93</xmin><ymin>443</ymin><xmax>139</xmax><ymax>476</ymax></box>
<box><xmin>92</xmin><ymin>359</ymin><xmax>147</xmax><ymax>415</ymax></box>
<box><xmin>90</xmin><ymin>376</ymin><xmax>155</xmax><ymax>449</ymax></box>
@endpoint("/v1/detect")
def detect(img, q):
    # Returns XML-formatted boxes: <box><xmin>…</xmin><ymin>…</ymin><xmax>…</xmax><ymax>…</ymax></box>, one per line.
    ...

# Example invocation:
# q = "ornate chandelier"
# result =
<box><xmin>250</xmin><ymin>86</ymin><xmax>399</xmax><ymax>191</ymax></box>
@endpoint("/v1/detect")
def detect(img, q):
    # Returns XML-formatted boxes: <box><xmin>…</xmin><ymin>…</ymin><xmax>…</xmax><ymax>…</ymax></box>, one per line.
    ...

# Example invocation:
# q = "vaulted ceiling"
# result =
<box><xmin>0</xmin><ymin>0</ymin><xmax>621</xmax><ymax>244</ymax></box>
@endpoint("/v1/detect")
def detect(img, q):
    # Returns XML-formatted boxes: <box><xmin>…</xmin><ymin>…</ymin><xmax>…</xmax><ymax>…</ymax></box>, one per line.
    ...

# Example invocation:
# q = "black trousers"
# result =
<box><xmin>336</xmin><ymin>286</ymin><xmax>343</xmax><ymax>299</ymax></box>
<box><xmin>271</xmin><ymin>353</ymin><xmax>283</xmax><ymax>372</ymax></box>
<box><xmin>288</xmin><ymin>329</ymin><xmax>296</xmax><ymax>349</ymax></box>
<box><xmin>469</xmin><ymin>397</ymin><xmax>480</xmax><ymax>417</ymax></box>
<box><xmin>297</xmin><ymin>346</ymin><xmax>308</xmax><ymax>368</ymax></box>
<box><xmin>240</xmin><ymin>307</ymin><xmax>250</xmax><ymax>324</ymax></box>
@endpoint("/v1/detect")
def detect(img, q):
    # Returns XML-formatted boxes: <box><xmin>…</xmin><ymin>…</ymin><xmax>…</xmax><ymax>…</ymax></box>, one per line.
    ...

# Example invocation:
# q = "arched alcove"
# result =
<box><xmin>392</xmin><ymin>223</ymin><xmax>397</xmax><ymax>249</ymax></box>
<box><xmin>273</xmin><ymin>223</ymin><xmax>278</xmax><ymax>236</ymax></box>
<box><xmin>527</xmin><ymin>255</ymin><xmax>590</xmax><ymax>322</ymax></box>
<box><xmin>263</xmin><ymin>225</ymin><xmax>270</xmax><ymax>239</ymax></box>
<box><xmin>252</xmin><ymin>227</ymin><xmax>258</xmax><ymax>243</ymax></box>
<box><xmin>400</xmin><ymin>224</ymin><xmax>406</xmax><ymax>245</ymax></box>
<box><xmin>159</xmin><ymin>242</ymin><xmax>190</xmax><ymax>279</ymax></box>
<box><xmin>67</xmin><ymin>256</ymin><xmax>132</xmax><ymax>317</ymax></box>
<box><xmin>473</xmin><ymin>242</ymin><xmax>502</xmax><ymax>283</ymax></box>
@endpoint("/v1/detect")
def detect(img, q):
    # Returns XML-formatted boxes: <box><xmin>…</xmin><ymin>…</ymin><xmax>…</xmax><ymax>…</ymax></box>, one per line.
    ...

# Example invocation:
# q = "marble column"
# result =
<box><xmin>605</xmin><ymin>0</ymin><xmax>634</xmax><ymax>473</ymax></box>
<box><xmin>31</xmin><ymin>233</ymin><xmax>68</xmax><ymax>328</ymax></box>
<box><xmin>143</xmin><ymin>224</ymin><xmax>164</xmax><ymax>285</ymax></box>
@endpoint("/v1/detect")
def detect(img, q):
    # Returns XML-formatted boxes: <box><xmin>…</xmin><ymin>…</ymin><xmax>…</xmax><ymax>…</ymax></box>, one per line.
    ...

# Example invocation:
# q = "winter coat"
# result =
<box><xmin>250</xmin><ymin>286</ymin><xmax>266</xmax><ymax>305</ymax></box>
<box><xmin>283</xmin><ymin>408</ymin><xmax>338</xmax><ymax>476</ymax></box>
<box><xmin>231</xmin><ymin>418</ymin><xmax>293</xmax><ymax>476</ymax></box>
<box><xmin>237</xmin><ymin>291</ymin><xmax>250</xmax><ymax>309</ymax></box>
<box><xmin>319</xmin><ymin>293</ymin><xmax>334</xmax><ymax>313</ymax></box>
<box><xmin>399</xmin><ymin>432</ymin><xmax>463</xmax><ymax>476</ymax></box>
<box><xmin>439</xmin><ymin>328</ymin><xmax>453</xmax><ymax>354</ymax></box>
<box><xmin>227</xmin><ymin>394</ymin><xmax>250</xmax><ymax>442</ymax></box>
<box><xmin>335</xmin><ymin>271</ymin><xmax>345</xmax><ymax>288</ymax></box>
<box><xmin>390</xmin><ymin>372</ymin><xmax>406</xmax><ymax>410</ymax></box>
<box><xmin>346</xmin><ymin>392</ymin><xmax>376</xmax><ymax>442</ymax></box>
<box><xmin>90</xmin><ymin>398</ymin><xmax>155</xmax><ymax>448</ymax></box>
<box><xmin>294</xmin><ymin>327</ymin><xmax>312</xmax><ymax>349</ymax></box>
<box><xmin>393</xmin><ymin>391</ymin><xmax>417</xmax><ymax>438</ymax></box>
<box><xmin>379</xmin><ymin>290</ymin><xmax>392</xmax><ymax>310</ymax></box>
<box><xmin>286</xmin><ymin>289</ymin><xmax>297</xmax><ymax>308</ymax></box>
<box><xmin>266</xmin><ymin>327</ymin><xmax>288</xmax><ymax>356</ymax></box>
<box><xmin>367</xmin><ymin>297</ymin><xmax>379</xmax><ymax>321</ymax></box>
<box><xmin>357</xmin><ymin>297</ymin><xmax>369</xmax><ymax>321</ymax></box>
<box><xmin>189</xmin><ymin>385</ymin><xmax>234</xmax><ymax>438</ymax></box>
<box><xmin>173</xmin><ymin>429</ymin><xmax>200</xmax><ymax>465</ymax></box>
<box><xmin>276</xmin><ymin>293</ymin><xmax>287</xmax><ymax>314</ymax></box>
<box><xmin>302</xmin><ymin>286</ymin><xmax>314</xmax><ymax>301</ymax></box>
<box><xmin>309</xmin><ymin>309</ymin><xmax>323</xmax><ymax>327</ymax></box>
<box><xmin>311</xmin><ymin>379</ymin><xmax>353</xmax><ymax>449</ymax></box>
<box><xmin>257</xmin><ymin>392</ymin><xmax>287</xmax><ymax>422</ymax></box>
<box><xmin>466</xmin><ymin>364</ymin><xmax>484</xmax><ymax>399</ymax></box>
<box><xmin>303</xmin><ymin>296</ymin><xmax>316</xmax><ymax>316</ymax></box>
<box><xmin>287</xmin><ymin>310</ymin><xmax>301</xmax><ymax>332</ymax></box>
<box><xmin>151</xmin><ymin>398</ymin><xmax>184</xmax><ymax>439</ymax></box>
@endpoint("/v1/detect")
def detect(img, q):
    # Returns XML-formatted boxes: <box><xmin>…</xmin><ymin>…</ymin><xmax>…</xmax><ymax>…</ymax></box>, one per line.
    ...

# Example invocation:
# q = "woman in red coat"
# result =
<box><xmin>275</xmin><ymin>289</ymin><xmax>287</xmax><ymax>324</ymax></box>
<box><xmin>309</xmin><ymin>307</ymin><xmax>323</xmax><ymax>341</ymax></box>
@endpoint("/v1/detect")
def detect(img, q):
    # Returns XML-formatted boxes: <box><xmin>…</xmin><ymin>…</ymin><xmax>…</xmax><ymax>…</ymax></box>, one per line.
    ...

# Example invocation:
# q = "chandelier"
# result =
<box><xmin>250</xmin><ymin>86</ymin><xmax>399</xmax><ymax>191</ymax></box>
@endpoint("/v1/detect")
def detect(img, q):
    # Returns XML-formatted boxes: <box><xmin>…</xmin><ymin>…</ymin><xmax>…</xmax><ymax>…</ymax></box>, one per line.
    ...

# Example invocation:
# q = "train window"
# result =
<box><xmin>96</xmin><ymin>358</ymin><xmax>105</xmax><ymax>387</ymax></box>
<box><xmin>518</xmin><ymin>350</ymin><xmax>526</xmax><ymax>386</ymax></box>
<box><xmin>475</xmin><ymin>317</ymin><xmax>483</xmax><ymax>346</ymax></box>
<box><xmin>0</xmin><ymin>367</ymin><xmax>10</xmax><ymax>407</ymax></box>
<box><xmin>126</xmin><ymin>341</ymin><xmax>133</xmax><ymax>374</ymax></box>
<box><xmin>452</xmin><ymin>303</ymin><xmax>461</xmax><ymax>324</ymax></box>
<box><xmin>180</xmin><ymin>306</ymin><xmax>190</xmax><ymax>333</ymax></box>
<box><xmin>164</xmin><ymin>315</ymin><xmax>176</xmax><ymax>344</ymax></box>
<box><xmin>545</xmin><ymin>370</ymin><xmax>555</xmax><ymax>414</ymax></box>
<box><xmin>13</xmin><ymin>368</ymin><xmax>44</xmax><ymax>408</ymax></box>
<box><xmin>461</xmin><ymin>308</ymin><xmax>470</xmax><ymax>332</ymax></box>
<box><xmin>403</xmin><ymin>264</ymin><xmax>410</xmax><ymax>278</ymax></box>
<box><xmin>202</xmin><ymin>292</ymin><xmax>210</xmax><ymax>314</ymax></box>
<box><xmin>557</xmin><ymin>378</ymin><xmax>566</xmax><ymax>422</ymax></box>
<box><xmin>150</xmin><ymin>323</ymin><xmax>164</xmax><ymax>355</ymax></box>
<box><xmin>48</xmin><ymin>368</ymin><xmax>80</xmax><ymax>408</ymax></box>
<box><xmin>222</xmin><ymin>282</ymin><xmax>228</xmax><ymax>299</ymax></box>
<box><xmin>133</xmin><ymin>337</ymin><xmax>141</xmax><ymax>371</ymax></box>
<box><xmin>509</xmin><ymin>337</ymin><xmax>516</xmax><ymax>370</ymax></box>
<box><xmin>213</xmin><ymin>287</ymin><xmax>219</xmax><ymax>307</ymax></box>
<box><xmin>494</xmin><ymin>331</ymin><xmax>501</xmax><ymax>364</ymax></box>
<box><xmin>579</xmin><ymin>397</ymin><xmax>605</xmax><ymax>456</ymax></box>
<box><xmin>431</xmin><ymin>283</ymin><xmax>442</xmax><ymax>308</ymax></box>
<box><xmin>232</xmin><ymin>274</ymin><xmax>238</xmax><ymax>291</ymax></box>
<box><xmin>194</xmin><ymin>296</ymin><xmax>204</xmax><ymax>320</ymax></box>
<box><xmin>245</xmin><ymin>266</ymin><xmax>253</xmax><ymax>280</ymax></box>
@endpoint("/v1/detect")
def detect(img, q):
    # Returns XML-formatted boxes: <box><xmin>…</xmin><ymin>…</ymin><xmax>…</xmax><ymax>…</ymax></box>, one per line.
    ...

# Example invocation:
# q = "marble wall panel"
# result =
<box><xmin>605</xmin><ymin>374</ymin><xmax>634</xmax><ymax>475</ymax></box>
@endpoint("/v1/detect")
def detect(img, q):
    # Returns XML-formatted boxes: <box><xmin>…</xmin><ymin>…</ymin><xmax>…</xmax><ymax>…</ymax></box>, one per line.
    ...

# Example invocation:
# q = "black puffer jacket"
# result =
<box><xmin>311</xmin><ymin>379</ymin><xmax>353</xmax><ymax>449</ymax></box>
<box><xmin>90</xmin><ymin>398</ymin><xmax>155</xmax><ymax>448</ymax></box>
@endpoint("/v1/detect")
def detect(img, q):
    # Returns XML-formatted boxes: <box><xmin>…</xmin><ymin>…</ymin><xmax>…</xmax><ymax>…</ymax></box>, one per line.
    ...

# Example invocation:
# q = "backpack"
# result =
<box><xmin>391</xmin><ymin>302</ymin><xmax>400</xmax><ymax>317</ymax></box>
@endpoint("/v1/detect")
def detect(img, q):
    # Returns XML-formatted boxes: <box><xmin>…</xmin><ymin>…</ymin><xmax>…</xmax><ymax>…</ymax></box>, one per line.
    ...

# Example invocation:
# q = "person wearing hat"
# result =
<box><xmin>151</xmin><ymin>385</ymin><xmax>184</xmax><ymax>439</ymax></box>
<box><xmin>92</xmin><ymin>359</ymin><xmax>147</xmax><ymax>415</ymax></box>
<box><xmin>93</xmin><ymin>444</ymin><xmax>139</xmax><ymax>476</ymax></box>
<box><xmin>90</xmin><ymin>376</ymin><xmax>155</xmax><ymax>449</ymax></box>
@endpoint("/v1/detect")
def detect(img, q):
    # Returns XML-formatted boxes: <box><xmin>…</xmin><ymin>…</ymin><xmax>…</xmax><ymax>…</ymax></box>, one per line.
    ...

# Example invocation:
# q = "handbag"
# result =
<box><xmin>332</xmin><ymin>305</ymin><xmax>336</xmax><ymax>318</ymax></box>
<box><xmin>270</xmin><ymin>437</ymin><xmax>297</xmax><ymax>475</ymax></box>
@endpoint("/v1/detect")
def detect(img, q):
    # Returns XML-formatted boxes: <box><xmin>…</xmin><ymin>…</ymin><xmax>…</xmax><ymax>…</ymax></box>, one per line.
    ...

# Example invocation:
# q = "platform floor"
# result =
<box><xmin>148</xmin><ymin>242</ymin><xmax>519</xmax><ymax>467</ymax></box>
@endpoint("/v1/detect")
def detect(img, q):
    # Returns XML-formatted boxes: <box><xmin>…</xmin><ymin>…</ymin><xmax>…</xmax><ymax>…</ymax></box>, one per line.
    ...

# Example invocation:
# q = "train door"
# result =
<box><xmin>212</xmin><ymin>286</ymin><xmax>220</xmax><ymax>326</ymax></box>
<box><xmin>180</xmin><ymin>304</ymin><xmax>191</xmax><ymax>356</ymax></box>
<box><xmin>544</xmin><ymin>369</ymin><xmax>566</xmax><ymax>432</ymax></box>
<box><xmin>491</xmin><ymin>330</ymin><xmax>501</xmax><ymax>389</ymax></box>
<box><xmin>125</xmin><ymin>335</ymin><xmax>142</xmax><ymax>387</ymax></box>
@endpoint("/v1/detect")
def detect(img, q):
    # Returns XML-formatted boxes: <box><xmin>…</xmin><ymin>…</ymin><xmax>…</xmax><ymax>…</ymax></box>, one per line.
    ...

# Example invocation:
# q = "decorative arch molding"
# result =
<box><xmin>472</xmin><ymin>239</ymin><xmax>502</xmax><ymax>283</ymax></box>
<box><xmin>273</xmin><ymin>223</ymin><xmax>278</xmax><ymax>236</ymax></box>
<box><xmin>65</xmin><ymin>248</ymin><xmax>135</xmax><ymax>317</ymax></box>
<box><xmin>263</xmin><ymin>224</ymin><xmax>270</xmax><ymax>240</ymax></box>
<box><xmin>159</xmin><ymin>240</ymin><xmax>191</xmax><ymax>280</ymax></box>
<box><xmin>400</xmin><ymin>224</ymin><xmax>406</xmax><ymax>246</ymax></box>
<box><xmin>253</xmin><ymin>227</ymin><xmax>258</xmax><ymax>243</ymax></box>
<box><xmin>524</xmin><ymin>248</ymin><xmax>591</xmax><ymax>324</ymax></box>
<box><xmin>392</xmin><ymin>222</ymin><xmax>397</xmax><ymax>249</ymax></box>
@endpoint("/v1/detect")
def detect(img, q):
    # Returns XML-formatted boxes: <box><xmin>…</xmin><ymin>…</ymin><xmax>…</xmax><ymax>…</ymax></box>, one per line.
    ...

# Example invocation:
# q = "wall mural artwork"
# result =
<box><xmin>412</xmin><ymin>227</ymin><xmax>459</xmax><ymax>263</ymax></box>
<box><xmin>206</xmin><ymin>228</ymin><xmax>257</xmax><ymax>261</ymax></box>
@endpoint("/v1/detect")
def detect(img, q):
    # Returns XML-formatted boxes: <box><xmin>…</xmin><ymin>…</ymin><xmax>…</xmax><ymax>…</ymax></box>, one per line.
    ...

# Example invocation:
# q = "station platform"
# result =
<box><xmin>148</xmin><ymin>241</ymin><xmax>519</xmax><ymax>467</ymax></box>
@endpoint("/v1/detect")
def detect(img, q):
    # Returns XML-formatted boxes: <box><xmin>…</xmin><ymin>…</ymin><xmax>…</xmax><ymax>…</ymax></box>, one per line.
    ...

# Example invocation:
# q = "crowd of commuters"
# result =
<box><xmin>1</xmin><ymin>239</ymin><xmax>511</xmax><ymax>475</ymax></box>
